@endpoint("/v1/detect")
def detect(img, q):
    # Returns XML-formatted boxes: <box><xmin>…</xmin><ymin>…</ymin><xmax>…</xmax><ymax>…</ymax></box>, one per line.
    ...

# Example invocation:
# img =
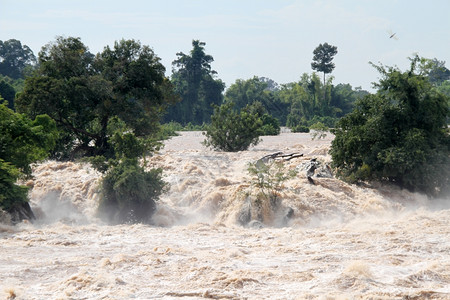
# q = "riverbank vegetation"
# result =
<box><xmin>0</xmin><ymin>37</ymin><xmax>449</xmax><ymax>223</ymax></box>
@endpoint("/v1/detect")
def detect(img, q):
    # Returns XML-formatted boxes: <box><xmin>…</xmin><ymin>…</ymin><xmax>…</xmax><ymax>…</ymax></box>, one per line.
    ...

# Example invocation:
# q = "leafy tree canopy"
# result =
<box><xmin>165</xmin><ymin>40</ymin><xmax>225</xmax><ymax>125</ymax></box>
<box><xmin>0</xmin><ymin>101</ymin><xmax>57</xmax><ymax>219</ymax></box>
<box><xmin>311</xmin><ymin>42</ymin><xmax>338</xmax><ymax>86</ymax></box>
<box><xmin>225</xmin><ymin>76</ymin><xmax>269</xmax><ymax>110</ymax></box>
<box><xmin>0</xmin><ymin>39</ymin><xmax>36</xmax><ymax>79</ymax></box>
<box><xmin>16</xmin><ymin>36</ymin><xmax>176</xmax><ymax>159</ymax></box>
<box><xmin>245</xmin><ymin>101</ymin><xmax>280</xmax><ymax>136</ymax></box>
<box><xmin>281</xmin><ymin>73</ymin><xmax>362</xmax><ymax>129</ymax></box>
<box><xmin>225</xmin><ymin>76</ymin><xmax>288</xmax><ymax>125</ymax></box>
<box><xmin>14</xmin><ymin>37</ymin><xmax>177</xmax><ymax>224</ymax></box>
<box><xmin>203</xmin><ymin>102</ymin><xmax>263</xmax><ymax>152</ymax></box>
<box><xmin>417</xmin><ymin>57</ymin><xmax>450</xmax><ymax>85</ymax></box>
<box><xmin>330</xmin><ymin>56</ymin><xmax>450</xmax><ymax>197</ymax></box>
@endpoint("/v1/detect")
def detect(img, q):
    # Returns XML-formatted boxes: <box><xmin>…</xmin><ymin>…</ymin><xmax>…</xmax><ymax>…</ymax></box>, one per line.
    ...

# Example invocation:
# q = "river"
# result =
<box><xmin>1</xmin><ymin>132</ymin><xmax>449</xmax><ymax>299</ymax></box>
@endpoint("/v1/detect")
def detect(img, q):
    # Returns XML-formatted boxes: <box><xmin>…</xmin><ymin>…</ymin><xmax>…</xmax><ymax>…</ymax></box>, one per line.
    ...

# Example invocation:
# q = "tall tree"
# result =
<box><xmin>16</xmin><ymin>37</ymin><xmax>175</xmax><ymax>159</ymax></box>
<box><xmin>311</xmin><ymin>43</ymin><xmax>338</xmax><ymax>89</ymax></box>
<box><xmin>330</xmin><ymin>56</ymin><xmax>449</xmax><ymax>197</ymax></box>
<box><xmin>16</xmin><ymin>37</ymin><xmax>177</xmax><ymax>224</ymax></box>
<box><xmin>0</xmin><ymin>39</ymin><xmax>36</xmax><ymax>79</ymax></box>
<box><xmin>166</xmin><ymin>40</ymin><xmax>224</xmax><ymax>125</ymax></box>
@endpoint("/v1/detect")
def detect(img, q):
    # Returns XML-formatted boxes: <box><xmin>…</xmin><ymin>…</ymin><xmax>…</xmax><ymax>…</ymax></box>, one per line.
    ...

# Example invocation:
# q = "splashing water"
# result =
<box><xmin>1</xmin><ymin>132</ymin><xmax>449</xmax><ymax>299</ymax></box>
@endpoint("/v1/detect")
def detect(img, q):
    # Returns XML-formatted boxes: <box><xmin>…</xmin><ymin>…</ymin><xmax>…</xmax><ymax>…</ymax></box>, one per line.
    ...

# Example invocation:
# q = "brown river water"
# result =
<box><xmin>1</xmin><ymin>132</ymin><xmax>449</xmax><ymax>299</ymax></box>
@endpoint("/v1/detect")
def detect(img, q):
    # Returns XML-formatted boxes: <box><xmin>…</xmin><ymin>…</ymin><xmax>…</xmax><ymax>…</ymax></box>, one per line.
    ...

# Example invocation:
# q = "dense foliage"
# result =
<box><xmin>224</xmin><ymin>75</ymin><xmax>367</xmax><ymax>131</ymax></box>
<box><xmin>4</xmin><ymin>36</ymin><xmax>449</xmax><ymax>224</ymax></box>
<box><xmin>89</xmin><ymin>126</ymin><xmax>167</xmax><ymax>224</ymax></box>
<box><xmin>248</xmin><ymin>160</ymin><xmax>297</xmax><ymax>209</ymax></box>
<box><xmin>203</xmin><ymin>102</ymin><xmax>263</xmax><ymax>152</ymax></box>
<box><xmin>0</xmin><ymin>101</ymin><xmax>57</xmax><ymax>220</ymax></box>
<box><xmin>245</xmin><ymin>101</ymin><xmax>280</xmax><ymax>136</ymax></box>
<box><xmin>224</xmin><ymin>76</ymin><xmax>288</xmax><ymax>125</ymax></box>
<box><xmin>0</xmin><ymin>39</ymin><xmax>32</xmax><ymax>109</ymax></box>
<box><xmin>281</xmin><ymin>74</ymin><xmax>367</xmax><ymax>129</ymax></box>
<box><xmin>424</xmin><ymin>58</ymin><xmax>450</xmax><ymax>85</ymax></box>
<box><xmin>0</xmin><ymin>39</ymin><xmax>36</xmax><ymax>79</ymax></box>
<box><xmin>97</xmin><ymin>158</ymin><xmax>166</xmax><ymax>224</ymax></box>
<box><xmin>330</xmin><ymin>56</ymin><xmax>450</xmax><ymax>197</ymax></box>
<box><xmin>165</xmin><ymin>40</ymin><xmax>225</xmax><ymax>125</ymax></box>
<box><xmin>14</xmin><ymin>37</ymin><xmax>176</xmax><ymax>224</ymax></box>
<box><xmin>16</xmin><ymin>37</ymin><xmax>176</xmax><ymax>160</ymax></box>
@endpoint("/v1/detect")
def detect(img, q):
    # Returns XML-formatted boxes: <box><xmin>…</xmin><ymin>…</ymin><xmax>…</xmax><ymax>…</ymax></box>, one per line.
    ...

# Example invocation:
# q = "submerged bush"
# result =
<box><xmin>248</xmin><ymin>160</ymin><xmax>297</xmax><ymax>206</ymax></box>
<box><xmin>159</xmin><ymin>122</ymin><xmax>182</xmax><ymax>139</ymax></box>
<box><xmin>309</xmin><ymin>122</ymin><xmax>329</xmax><ymax>140</ymax></box>
<box><xmin>183</xmin><ymin>122</ymin><xmax>206</xmax><ymax>131</ymax></box>
<box><xmin>98</xmin><ymin>158</ymin><xmax>166</xmax><ymax>224</ymax></box>
<box><xmin>91</xmin><ymin>126</ymin><xmax>167</xmax><ymax>224</ymax></box>
<box><xmin>246</xmin><ymin>159</ymin><xmax>297</xmax><ymax>223</ymax></box>
<box><xmin>291</xmin><ymin>125</ymin><xmax>310</xmax><ymax>133</ymax></box>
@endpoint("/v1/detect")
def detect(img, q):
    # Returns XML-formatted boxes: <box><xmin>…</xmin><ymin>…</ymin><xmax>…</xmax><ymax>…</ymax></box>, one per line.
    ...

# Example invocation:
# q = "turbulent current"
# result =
<box><xmin>1</xmin><ymin>132</ymin><xmax>449</xmax><ymax>299</ymax></box>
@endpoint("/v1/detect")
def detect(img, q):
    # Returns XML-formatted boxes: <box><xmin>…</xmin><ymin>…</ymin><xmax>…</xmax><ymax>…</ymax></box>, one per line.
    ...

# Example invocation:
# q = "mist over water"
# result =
<box><xmin>1</xmin><ymin>132</ymin><xmax>449</xmax><ymax>299</ymax></box>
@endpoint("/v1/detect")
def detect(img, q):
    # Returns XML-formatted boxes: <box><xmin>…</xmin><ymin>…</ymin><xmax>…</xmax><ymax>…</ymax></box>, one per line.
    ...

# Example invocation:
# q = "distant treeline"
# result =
<box><xmin>2</xmin><ymin>38</ymin><xmax>450</xmax><ymax>129</ymax></box>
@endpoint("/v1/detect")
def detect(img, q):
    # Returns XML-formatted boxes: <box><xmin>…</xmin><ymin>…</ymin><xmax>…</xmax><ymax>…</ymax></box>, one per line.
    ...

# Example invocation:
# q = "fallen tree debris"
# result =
<box><xmin>259</xmin><ymin>152</ymin><xmax>303</xmax><ymax>163</ymax></box>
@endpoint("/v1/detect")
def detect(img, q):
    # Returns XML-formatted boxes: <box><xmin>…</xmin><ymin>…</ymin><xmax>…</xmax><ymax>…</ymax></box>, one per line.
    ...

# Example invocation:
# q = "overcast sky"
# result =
<box><xmin>1</xmin><ymin>0</ymin><xmax>449</xmax><ymax>91</ymax></box>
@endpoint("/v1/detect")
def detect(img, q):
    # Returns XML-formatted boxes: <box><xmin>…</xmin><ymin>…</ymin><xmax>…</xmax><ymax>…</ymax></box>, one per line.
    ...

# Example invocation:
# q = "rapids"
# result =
<box><xmin>1</xmin><ymin>132</ymin><xmax>449</xmax><ymax>299</ymax></box>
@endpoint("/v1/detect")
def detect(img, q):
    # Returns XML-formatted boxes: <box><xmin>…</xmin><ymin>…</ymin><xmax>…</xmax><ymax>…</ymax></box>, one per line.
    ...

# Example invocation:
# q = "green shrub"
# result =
<box><xmin>247</xmin><ymin>159</ymin><xmax>297</xmax><ymax>222</ymax></box>
<box><xmin>291</xmin><ymin>125</ymin><xmax>310</xmax><ymax>133</ymax></box>
<box><xmin>308</xmin><ymin>115</ymin><xmax>338</xmax><ymax>128</ymax></box>
<box><xmin>160</xmin><ymin>121</ymin><xmax>182</xmax><ymax>138</ymax></box>
<box><xmin>98</xmin><ymin>159</ymin><xmax>166</xmax><ymax>224</ymax></box>
<box><xmin>91</xmin><ymin>126</ymin><xmax>167</xmax><ymax>224</ymax></box>
<box><xmin>160</xmin><ymin>121</ymin><xmax>206</xmax><ymax>138</ymax></box>
<box><xmin>288</xmin><ymin>115</ymin><xmax>338</xmax><ymax>132</ymax></box>
<box><xmin>260</xmin><ymin>113</ymin><xmax>281</xmax><ymax>136</ymax></box>
<box><xmin>309</xmin><ymin>122</ymin><xmax>329</xmax><ymax>140</ymax></box>
<box><xmin>0</xmin><ymin>159</ymin><xmax>28</xmax><ymax>212</ymax></box>
<box><xmin>0</xmin><ymin>101</ymin><xmax>57</xmax><ymax>221</ymax></box>
<box><xmin>203</xmin><ymin>102</ymin><xmax>263</xmax><ymax>152</ymax></box>
<box><xmin>245</xmin><ymin>101</ymin><xmax>280</xmax><ymax>136</ymax></box>
<box><xmin>330</xmin><ymin>56</ymin><xmax>450</xmax><ymax>197</ymax></box>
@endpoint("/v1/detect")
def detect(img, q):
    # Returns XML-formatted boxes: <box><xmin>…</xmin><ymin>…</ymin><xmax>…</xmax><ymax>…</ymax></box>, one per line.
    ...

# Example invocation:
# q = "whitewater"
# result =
<box><xmin>1</xmin><ymin>131</ymin><xmax>449</xmax><ymax>299</ymax></box>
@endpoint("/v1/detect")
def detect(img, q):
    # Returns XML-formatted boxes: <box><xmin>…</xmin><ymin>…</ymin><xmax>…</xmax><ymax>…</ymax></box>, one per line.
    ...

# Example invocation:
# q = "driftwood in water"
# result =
<box><xmin>259</xmin><ymin>152</ymin><xmax>303</xmax><ymax>163</ymax></box>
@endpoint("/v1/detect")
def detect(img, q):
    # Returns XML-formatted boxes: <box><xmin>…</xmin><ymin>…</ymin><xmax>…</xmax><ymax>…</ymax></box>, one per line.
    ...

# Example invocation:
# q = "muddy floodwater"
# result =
<box><xmin>1</xmin><ymin>132</ymin><xmax>449</xmax><ymax>299</ymax></box>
